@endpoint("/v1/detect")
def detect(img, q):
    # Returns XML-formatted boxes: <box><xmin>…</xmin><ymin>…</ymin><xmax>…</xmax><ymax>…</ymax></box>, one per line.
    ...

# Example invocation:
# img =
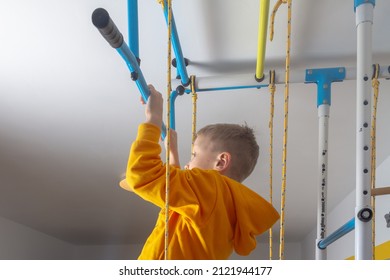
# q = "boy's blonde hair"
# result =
<box><xmin>196</xmin><ymin>123</ymin><xmax>259</xmax><ymax>182</ymax></box>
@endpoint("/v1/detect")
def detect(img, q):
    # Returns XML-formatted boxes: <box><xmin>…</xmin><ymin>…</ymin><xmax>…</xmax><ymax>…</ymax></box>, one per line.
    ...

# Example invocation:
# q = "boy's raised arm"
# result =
<box><xmin>165</xmin><ymin>129</ymin><xmax>181</xmax><ymax>168</ymax></box>
<box><xmin>146</xmin><ymin>85</ymin><xmax>181</xmax><ymax>168</ymax></box>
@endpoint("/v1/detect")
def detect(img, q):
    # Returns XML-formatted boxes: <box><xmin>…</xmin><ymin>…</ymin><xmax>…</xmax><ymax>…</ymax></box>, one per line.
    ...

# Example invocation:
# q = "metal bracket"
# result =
<box><xmin>357</xmin><ymin>208</ymin><xmax>373</xmax><ymax>222</ymax></box>
<box><xmin>354</xmin><ymin>0</ymin><xmax>375</xmax><ymax>12</ymax></box>
<box><xmin>385</xmin><ymin>212</ymin><xmax>390</xmax><ymax>228</ymax></box>
<box><xmin>305</xmin><ymin>67</ymin><xmax>346</xmax><ymax>107</ymax></box>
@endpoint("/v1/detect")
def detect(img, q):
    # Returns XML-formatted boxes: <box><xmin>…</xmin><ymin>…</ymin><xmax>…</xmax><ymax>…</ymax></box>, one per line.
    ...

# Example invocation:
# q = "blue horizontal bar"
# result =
<box><xmin>318</xmin><ymin>218</ymin><xmax>355</xmax><ymax>250</ymax></box>
<box><xmin>197</xmin><ymin>84</ymin><xmax>269</xmax><ymax>92</ymax></box>
<box><xmin>170</xmin><ymin>84</ymin><xmax>268</xmax><ymax>94</ymax></box>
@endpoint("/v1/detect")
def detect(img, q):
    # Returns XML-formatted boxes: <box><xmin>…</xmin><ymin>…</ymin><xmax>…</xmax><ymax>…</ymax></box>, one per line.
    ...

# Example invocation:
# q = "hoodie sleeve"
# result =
<box><xmin>231</xmin><ymin>183</ymin><xmax>280</xmax><ymax>256</ymax></box>
<box><xmin>123</xmin><ymin>123</ymin><xmax>218</xmax><ymax>225</ymax></box>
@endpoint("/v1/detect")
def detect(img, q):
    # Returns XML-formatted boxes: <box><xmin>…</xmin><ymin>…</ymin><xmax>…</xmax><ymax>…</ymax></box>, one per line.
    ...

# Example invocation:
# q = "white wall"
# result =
<box><xmin>301</xmin><ymin>155</ymin><xmax>390</xmax><ymax>259</ymax></box>
<box><xmin>74</xmin><ymin>244</ymin><xmax>143</xmax><ymax>260</ymax></box>
<box><xmin>0</xmin><ymin>214</ymin><xmax>143</xmax><ymax>260</ymax></box>
<box><xmin>0</xmin><ymin>213</ymin><xmax>301</xmax><ymax>260</ymax></box>
<box><xmin>0</xmin><ymin>216</ymin><xmax>75</xmax><ymax>260</ymax></box>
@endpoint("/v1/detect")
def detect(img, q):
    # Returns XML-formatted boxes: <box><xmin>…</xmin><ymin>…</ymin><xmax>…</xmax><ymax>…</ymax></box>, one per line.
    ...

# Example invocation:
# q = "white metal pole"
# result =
<box><xmin>316</xmin><ymin>104</ymin><xmax>330</xmax><ymax>260</ymax></box>
<box><xmin>354</xmin><ymin>1</ymin><xmax>375</xmax><ymax>260</ymax></box>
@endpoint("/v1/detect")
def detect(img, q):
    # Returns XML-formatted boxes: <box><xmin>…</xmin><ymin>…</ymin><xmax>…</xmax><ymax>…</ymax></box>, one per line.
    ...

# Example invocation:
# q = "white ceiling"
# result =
<box><xmin>1</xmin><ymin>0</ymin><xmax>390</xmax><ymax>249</ymax></box>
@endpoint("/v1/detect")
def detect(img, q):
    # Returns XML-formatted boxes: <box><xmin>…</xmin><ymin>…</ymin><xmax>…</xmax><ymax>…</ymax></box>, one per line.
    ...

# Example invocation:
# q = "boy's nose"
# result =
<box><xmin>184</xmin><ymin>164</ymin><xmax>189</xmax><ymax>170</ymax></box>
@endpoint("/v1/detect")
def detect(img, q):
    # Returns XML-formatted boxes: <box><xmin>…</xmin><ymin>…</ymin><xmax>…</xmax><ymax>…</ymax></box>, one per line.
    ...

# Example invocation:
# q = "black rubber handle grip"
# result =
<box><xmin>92</xmin><ymin>8</ymin><xmax>123</xmax><ymax>49</ymax></box>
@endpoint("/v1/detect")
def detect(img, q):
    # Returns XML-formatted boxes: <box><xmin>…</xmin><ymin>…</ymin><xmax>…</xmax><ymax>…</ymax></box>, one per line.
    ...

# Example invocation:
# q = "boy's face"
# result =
<box><xmin>185</xmin><ymin>135</ymin><xmax>219</xmax><ymax>171</ymax></box>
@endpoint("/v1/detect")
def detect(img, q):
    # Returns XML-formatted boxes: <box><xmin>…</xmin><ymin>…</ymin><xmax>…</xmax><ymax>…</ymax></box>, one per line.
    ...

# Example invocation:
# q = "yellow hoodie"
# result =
<box><xmin>123</xmin><ymin>123</ymin><xmax>279</xmax><ymax>259</ymax></box>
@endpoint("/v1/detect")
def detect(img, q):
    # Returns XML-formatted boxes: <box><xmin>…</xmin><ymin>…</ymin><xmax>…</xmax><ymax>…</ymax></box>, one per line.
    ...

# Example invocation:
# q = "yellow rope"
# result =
<box><xmin>190</xmin><ymin>75</ymin><xmax>197</xmax><ymax>154</ymax></box>
<box><xmin>269</xmin><ymin>0</ymin><xmax>292</xmax><ymax>260</ymax></box>
<box><xmin>269</xmin><ymin>0</ymin><xmax>288</xmax><ymax>41</ymax></box>
<box><xmin>371</xmin><ymin>64</ymin><xmax>380</xmax><ymax>260</ymax></box>
<box><xmin>268</xmin><ymin>70</ymin><xmax>276</xmax><ymax>260</ymax></box>
<box><xmin>159</xmin><ymin>0</ymin><xmax>173</xmax><ymax>260</ymax></box>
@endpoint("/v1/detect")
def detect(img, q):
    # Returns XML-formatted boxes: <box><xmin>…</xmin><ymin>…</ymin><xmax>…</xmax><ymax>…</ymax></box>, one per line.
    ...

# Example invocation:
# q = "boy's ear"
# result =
<box><xmin>215</xmin><ymin>152</ymin><xmax>231</xmax><ymax>172</ymax></box>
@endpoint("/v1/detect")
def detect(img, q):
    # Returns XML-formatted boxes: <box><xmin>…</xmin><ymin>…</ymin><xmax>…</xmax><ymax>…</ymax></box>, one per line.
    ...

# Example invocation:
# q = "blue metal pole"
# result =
<box><xmin>116</xmin><ymin>44</ymin><xmax>167</xmax><ymax>139</ymax></box>
<box><xmin>92</xmin><ymin>8</ymin><xmax>166</xmax><ymax>139</ymax></box>
<box><xmin>169</xmin><ymin>90</ymin><xmax>179</xmax><ymax>130</ymax></box>
<box><xmin>197</xmin><ymin>84</ymin><xmax>268</xmax><ymax>92</ymax></box>
<box><xmin>127</xmin><ymin>0</ymin><xmax>140</xmax><ymax>62</ymax></box>
<box><xmin>318</xmin><ymin>218</ymin><xmax>355</xmax><ymax>250</ymax></box>
<box><xmin>162</xmin><ymin>0</ymin><xmax>190</xmax><ymax>86</ymax></box>
<box><xmin>116</xmin><ymin>45</ymin><xmax>148</xmax><ymax>101</ymax></box>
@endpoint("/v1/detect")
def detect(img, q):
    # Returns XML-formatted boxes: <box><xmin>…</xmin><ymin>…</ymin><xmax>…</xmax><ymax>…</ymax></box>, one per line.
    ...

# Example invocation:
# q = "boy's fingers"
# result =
<box><xmin>148</xmin><ymin>84</ymin><xmax>163</xmax><ymax>98</ymax></box>
<box><xmin>148</xmin><ymin>84</ymin><xmax>156</xmax><ymax>93</ymax></box>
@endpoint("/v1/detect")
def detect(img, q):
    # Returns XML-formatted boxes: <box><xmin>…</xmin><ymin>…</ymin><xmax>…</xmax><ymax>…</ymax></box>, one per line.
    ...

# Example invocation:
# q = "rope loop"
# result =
<box><xmin>268</xmin><ymin>69</ymin><xmax>276</xmax><ymax>93</ymax></box>
<box><xmin>269</xmin><ymin>0</ymin><xmax>289</xmax><ymax>41</ymax></box>
<box><xmin>372</xmin><ymin>63</ymin><xmax>380</xmax><ymax>89</ymax></box>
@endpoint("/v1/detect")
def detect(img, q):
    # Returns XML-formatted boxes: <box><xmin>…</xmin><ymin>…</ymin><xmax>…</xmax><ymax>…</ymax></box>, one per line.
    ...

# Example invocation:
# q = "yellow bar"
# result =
<box><xmin>256</xmin><ymin>0</ymin><xmax>270</xmax><ymax>81</ymax></box>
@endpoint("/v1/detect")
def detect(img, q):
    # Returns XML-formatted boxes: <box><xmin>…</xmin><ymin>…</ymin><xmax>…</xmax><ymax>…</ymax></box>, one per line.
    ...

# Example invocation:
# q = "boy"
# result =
<box><xmin>122</xmin><ymin>85</ymin><xmax>279</xmax><ymax>259</ymax></box>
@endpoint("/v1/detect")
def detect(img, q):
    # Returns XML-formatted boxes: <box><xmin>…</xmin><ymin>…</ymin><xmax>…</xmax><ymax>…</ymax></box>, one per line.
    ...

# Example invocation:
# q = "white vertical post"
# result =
<box><xmin>305</xmin><ymin>67</ymin><xmax>345</xmax><ymax>259</ymax></box>
<box><xmin>354</xmin><ymin>0</ymin><xmax>375</xmax><ymax>260</ymax></box>
<box><xmin>316</xmin><ymin>104</ymin><xmax>330</xmax><ymax>260</ymax></box>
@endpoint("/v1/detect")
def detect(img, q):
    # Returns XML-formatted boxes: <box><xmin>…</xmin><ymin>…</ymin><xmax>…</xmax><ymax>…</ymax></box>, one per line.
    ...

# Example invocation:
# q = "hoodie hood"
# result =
<box><xmin>226</xmin><ymin>178</ymin><xmax>280</xmax><ymax>256</ymax></box>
